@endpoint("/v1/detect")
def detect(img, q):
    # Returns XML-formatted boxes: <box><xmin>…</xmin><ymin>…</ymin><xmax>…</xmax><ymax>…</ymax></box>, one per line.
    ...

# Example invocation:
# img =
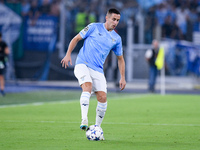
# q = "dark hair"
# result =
<box><xmin>107</xmin><ymin>8</ymin><xmax>120</xmax><ymax>15</ymax></box>
<box><xmin>0</xmin><ymin>32</ymin><xmax>2</xmax><ymax>38</ymax></box>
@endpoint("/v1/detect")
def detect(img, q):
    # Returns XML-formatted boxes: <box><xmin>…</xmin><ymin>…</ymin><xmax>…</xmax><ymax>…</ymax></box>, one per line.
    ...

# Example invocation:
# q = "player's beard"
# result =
<box><xmin>109</xmin><ymin>24</ymin><xmax>116</xmax><ymax>31</ymax></box>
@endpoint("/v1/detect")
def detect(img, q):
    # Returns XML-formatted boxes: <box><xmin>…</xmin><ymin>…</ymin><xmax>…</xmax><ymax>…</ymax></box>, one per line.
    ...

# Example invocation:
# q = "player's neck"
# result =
<box><xmin>104</xmin><ymin>23</ymin><xmax>112</xmax><ymax>32</ymax></box>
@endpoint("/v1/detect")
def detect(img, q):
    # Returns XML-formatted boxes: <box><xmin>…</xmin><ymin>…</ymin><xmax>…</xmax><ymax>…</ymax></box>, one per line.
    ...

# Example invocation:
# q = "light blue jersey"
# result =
<box><xmin>75</xmin><ymin>23</ymin><xmax>123</xmax><ymax>74</ymax></box>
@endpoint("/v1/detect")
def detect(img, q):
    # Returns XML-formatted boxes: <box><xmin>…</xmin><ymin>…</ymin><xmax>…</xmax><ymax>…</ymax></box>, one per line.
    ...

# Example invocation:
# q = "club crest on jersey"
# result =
<box><xmin>111</xmin><ymin>38</ymin><xmax>116</xmax><ymax>43</ymax></box>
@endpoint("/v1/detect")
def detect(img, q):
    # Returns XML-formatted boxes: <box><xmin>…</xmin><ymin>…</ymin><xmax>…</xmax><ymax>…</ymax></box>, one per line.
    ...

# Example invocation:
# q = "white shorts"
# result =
<box><xmin>74</xmin><ymin>64</ymin><xmax>107</xmax><ymax>93</ymax></box>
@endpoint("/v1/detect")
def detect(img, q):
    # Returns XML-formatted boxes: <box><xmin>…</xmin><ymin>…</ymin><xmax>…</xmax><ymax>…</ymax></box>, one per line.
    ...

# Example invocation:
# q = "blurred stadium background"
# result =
<box><xmin>0</xmin><ymin>0</ymin><xmax>200</xmax><ymax>94</ymax></box>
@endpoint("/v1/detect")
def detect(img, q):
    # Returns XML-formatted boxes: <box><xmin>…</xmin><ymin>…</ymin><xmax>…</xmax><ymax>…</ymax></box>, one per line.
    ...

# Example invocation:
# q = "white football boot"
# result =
<box><xmin>80</xmin><ymin>119</ymin><xmax>88</xmax><ymax>131</ymax></box>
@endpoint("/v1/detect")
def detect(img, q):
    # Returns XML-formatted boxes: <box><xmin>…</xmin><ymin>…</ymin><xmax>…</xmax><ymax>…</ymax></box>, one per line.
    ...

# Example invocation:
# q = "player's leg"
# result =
<box><xmin>89</xmin><ymin>68</ymin><xmax>107</xmax><ymax>127</ymax></box>
<box><xmin>95</xmin><ymin>91</ymin><xmax>107</xmax><ymax>126</ymax></box>
<box><xmin>79</xmin><ymin>82</ymin><xmax>92</xmax><ymax>130</ymax></box>
<box><xmin>74</xmin><ymin>64</ymin><xmax>92</xmax><ymax>130</ymax></box>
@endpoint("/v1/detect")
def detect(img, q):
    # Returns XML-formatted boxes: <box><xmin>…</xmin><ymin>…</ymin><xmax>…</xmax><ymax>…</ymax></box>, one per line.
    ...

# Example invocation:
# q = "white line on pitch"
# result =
<box><xmin>0</xmin><ymin>120</ymin><xmax>199</xmax><ymax>127</ymax></box>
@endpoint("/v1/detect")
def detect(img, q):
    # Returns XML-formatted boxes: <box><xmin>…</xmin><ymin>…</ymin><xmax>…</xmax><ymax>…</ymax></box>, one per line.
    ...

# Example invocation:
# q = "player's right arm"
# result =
<box><xmin>61</xmin><ymin>34</ymin><xmax>83</xmax><ymax>68</ymax></box>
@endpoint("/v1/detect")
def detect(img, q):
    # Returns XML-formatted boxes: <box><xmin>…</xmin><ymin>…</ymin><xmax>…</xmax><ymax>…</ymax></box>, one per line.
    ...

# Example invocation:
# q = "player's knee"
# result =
<box><xmin>81</xmin><ymin>82</ymin><xmax>92</xmax><ymax>93</ymax></box>
<box><xmin>97</xmin><ymin>95</ymin><xmax>107</xmax><ymax>103</ymax></box>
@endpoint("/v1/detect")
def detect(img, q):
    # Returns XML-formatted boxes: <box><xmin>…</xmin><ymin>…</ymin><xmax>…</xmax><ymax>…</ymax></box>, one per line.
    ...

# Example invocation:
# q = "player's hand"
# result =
<box><xmin>61</xmin><ymin>55</ymin><xmax>72</xmax><ymax>69</ymax></box>
<box><xmin>119</xmin><ymin>78</ymin><xmax>126</xmax><ymax>91</ymax></box>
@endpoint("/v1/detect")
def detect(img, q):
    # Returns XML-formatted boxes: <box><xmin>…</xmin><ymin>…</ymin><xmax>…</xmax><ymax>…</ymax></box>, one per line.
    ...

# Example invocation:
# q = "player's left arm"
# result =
<box><xmin>117</xmin><ymin>55</ymin><xmax>126</xmax><ymax>91</ymax></box>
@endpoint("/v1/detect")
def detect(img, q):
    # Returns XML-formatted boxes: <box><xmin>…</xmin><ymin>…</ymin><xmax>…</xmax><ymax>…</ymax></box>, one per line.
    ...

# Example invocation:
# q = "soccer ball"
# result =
<box><xmin>86</xmin><ymin>125</ymin><xmax>104</xmax><ymax>141</ymax></box>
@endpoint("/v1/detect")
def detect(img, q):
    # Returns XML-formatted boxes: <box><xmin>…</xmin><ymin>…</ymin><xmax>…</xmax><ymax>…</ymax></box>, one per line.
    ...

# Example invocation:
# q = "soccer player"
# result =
<box><xmin>61</xmin><ymin>8</ymin><xmax>126</xmax><ymax>130</ymax></box>
<box><xmin>0</xmin><ymin>32</ymin><xmax>10</xmax><ymax>96</ymax></box>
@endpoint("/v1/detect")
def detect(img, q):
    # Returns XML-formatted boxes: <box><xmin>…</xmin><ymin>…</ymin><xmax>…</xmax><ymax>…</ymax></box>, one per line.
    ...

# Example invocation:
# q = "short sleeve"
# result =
<box><xmin>112</xmin><ymin>37</ymin><xmax>123</xmax><ymax>56</ymax></box>
<box><xmin>79</xmin><ymin>23</ymin><xmax>95</xmax><ymax>39</ymax></box>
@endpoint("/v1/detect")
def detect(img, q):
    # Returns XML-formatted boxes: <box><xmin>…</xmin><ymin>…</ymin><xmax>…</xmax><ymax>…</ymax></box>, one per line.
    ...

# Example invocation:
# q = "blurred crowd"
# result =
<box><xmin>0</xmin><ymin>0</ymin><xmax>60</xmax><ymax>16</ymax></box>
<box><xmin>1</xmin><ymin>0</ymin><xmax>200</xmax><ymax>43</ymax></box>
<box><xmin>145</xmin><ymin>0</ymin><xmax>200</xmax><ymax>43</ymax></box>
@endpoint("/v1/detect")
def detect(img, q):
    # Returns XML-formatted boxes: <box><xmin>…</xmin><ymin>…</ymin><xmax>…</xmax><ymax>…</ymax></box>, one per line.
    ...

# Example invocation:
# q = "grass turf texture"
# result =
<box><xmin>0</xmin><ymin>91</ymin><xmax>200</xmax><ymax>150</ymax></box>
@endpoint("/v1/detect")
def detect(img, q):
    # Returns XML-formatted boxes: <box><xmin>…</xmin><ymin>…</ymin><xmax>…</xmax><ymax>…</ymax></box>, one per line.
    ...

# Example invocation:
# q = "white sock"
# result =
<box><xmin>95</xmin><ymin>101</ymin><xmax>107</xmax><ymax>126</ymax></box>
<box><xmin>80</xmin><ymin>92</ymin><xmax>91</xmax><ymax>124</ymax></box>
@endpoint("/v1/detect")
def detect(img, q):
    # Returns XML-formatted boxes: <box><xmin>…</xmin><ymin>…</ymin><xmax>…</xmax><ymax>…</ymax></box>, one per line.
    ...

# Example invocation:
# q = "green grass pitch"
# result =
<box><xmin>0</xmin><ymin>90</ymin><xmax>200</xmax><ymax>150</ymax></box>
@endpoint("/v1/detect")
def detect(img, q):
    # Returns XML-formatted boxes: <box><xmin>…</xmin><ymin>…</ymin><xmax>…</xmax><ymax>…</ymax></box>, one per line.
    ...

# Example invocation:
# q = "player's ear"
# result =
<box><xmin>105</xmin><ymin>15</ymin><xmax>108</xmax><ymax>21</ymax></box>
